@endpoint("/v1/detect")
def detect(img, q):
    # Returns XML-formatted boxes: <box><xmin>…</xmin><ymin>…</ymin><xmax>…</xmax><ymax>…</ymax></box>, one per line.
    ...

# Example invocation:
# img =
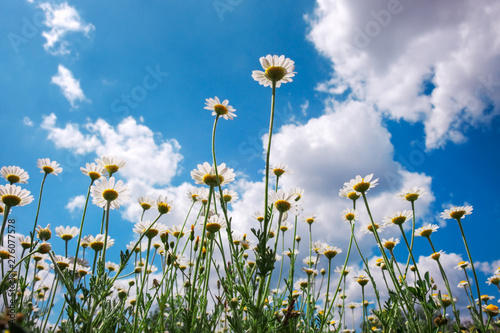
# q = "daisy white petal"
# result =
<box><xmin>0</xmin><ymin>166</ymin><xmax>29</xmax><ymax>184</ymax></box>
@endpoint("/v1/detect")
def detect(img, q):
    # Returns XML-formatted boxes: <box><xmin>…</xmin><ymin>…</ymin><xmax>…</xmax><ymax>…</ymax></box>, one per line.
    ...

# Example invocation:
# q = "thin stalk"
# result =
<box><xmin>71</xmin><ymin>180</ymin><xmax>93</xmax><ymax>278</ymax></box>
<box><xmin>457</xmin><ymin>218</ymin><xmax>485</xmax><ymax>329</ymax></box>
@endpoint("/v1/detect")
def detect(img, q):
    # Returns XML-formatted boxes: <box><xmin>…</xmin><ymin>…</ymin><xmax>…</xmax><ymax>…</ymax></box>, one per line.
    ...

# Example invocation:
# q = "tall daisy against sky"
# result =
<box><xmin>204</xmin><ymin>97</ymin><xmax>236</xmax><ymax>120</ymax></box>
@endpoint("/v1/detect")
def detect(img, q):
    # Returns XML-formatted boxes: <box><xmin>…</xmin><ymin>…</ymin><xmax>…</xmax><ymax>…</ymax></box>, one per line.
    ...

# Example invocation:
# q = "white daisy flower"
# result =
<box><xmin>289</xmin><ymin>187</ymin><xmax>304</xmax><ymax>201</ymax></box>
<box><xmin>335</xmin><ymin>266</ymin><xmax>353</xmax><ymax>276</ymax></box>
<box><xmin>186</xmin><ymin>188</ymin><xmax>206</xmax><ymax>203</ymax></box>
<box><xmin>52</xmin><ymin>255</ymin><xmax>71</xmax><ymax>270</ymax></box>
<box><xmin>204</xmin><ymin>214</ymin><xmax>227</xmax><ymax>234</ymax></box>
<box><xmin>18</xmin><ymin>235</ymin><xmax>31</xmax><ymax>249</ymax></box>
<box><xmin>441</xmin><ymin>206</ymin><xmax>473</xmax><ymax>220</ymax></box>
<box><xmin>191</xmin><ymin>162</ymin><xmax>235</xmax><ymax>187</ymax></box>
<box><xmin>80</xmin><ymin>163</ymin><xmax>107</xmax><ymax>181</ymax></box>
<box><xmin>91</xmin><ymin>177</ymin><xmax>130</xmax><ymax>209</ymax></box>
<box><xmin>252</xmin><ymin>211</ymin><xmax>265</xmax><ymax>222</ymax></box>
<box><xmin>37</xmin><ymin>158</ymin><xmax>62</xmax><ymax>176</ymax></box>
<box><xmin>344</xmin><ymin>174</ymin><xmax>379</xmax><ymax>194</ymax></box>
<box><xmin>133</xmin><ymin>221</ymin><xmax>161</xmax><ymax>239</ymax></box>
<box><xmin>269</xmin><ymin>189</ymin><xmax>299</xmax><ymax>214</ymax></box>
<box><xmin>323</xmin><ymin>246</ymin><xmax>342</xmax><ymax>260</ymax></box>
<box><xmin>156</xmin><ymin>195</ymin><xmax>173</xmax><ymax>215</ymax></box>
<box><xmin>414</xmin><ymin>224</ymin><xmax>439</xmax><ymax>237</ymax></box>
<box><xmin>87</xmin><ymin>234</ymin><xmax>115</xmax><ymax>251</ymax></box>
<box><xmin>272</xmin><ymin>163</ymin><xmax>291</xmax><ymax>177</ymax></box>
<box><xmin>339</xmin><ymin>187</ymin><xmax>361</xmax><ymax>201</ymax></box>
<box><xmin>341</xmin><ymin>208</ymin><xmax>358</xmax><ymax>223</ymax></box>
<box><xmin>137</xmin><ymin>196</ymin><xmax>156</xmax><ymax>211</ymax></box>
<box><xmin>362</xmin><ymin>222</ymin><xmax>384</xmax><ymax>235</ymax></box>
<box><xmin>204</xmin><ymin>97</ymin><xmax>236</xmax><ymax>120</ymax></box>
<box><xmin>0</xmin><ymin>166</ymin><xmax>29</xmax><ymax>184</ymax></box>
<box><xmin>0</xmin><ymin>184</ymin><xmax>33</xmax><ymax>207</ymax></box>
<box><xmin>216</xmin><ymin>189</ymin><xmax>239</xmax><ymax>203</ymax></box>
<box><xmin>95</xmin><ymin>156</ymin><xmax>126</xmax><ymax>176</ymax></box>
<box><xmin>279</xmin><ymin>221</ymin><xmax>294</xmax><ymax>232</ymax></box>
<box><xmin>303</xmin><ymin>214</ymin><xmax>318</xmax><ymax>225</ymax></box>
<box><xmin>383</xmin><ymin>210</ymin><xmax>413</xmax><ymax>227</ymax></box>
<box><xmin>252</xmin><ymin>55</ymin><xmax>296</xmax><ymax>88</ymax></box>
<box><xmin>398</xmin><ymin>187</ymin><xmax>425</xmax><ymax>202</ymax></box>
<box><xmin>382</xmin><ymin>237</ymin><xmax>400</xmax><ymax>251</ymax></box>
<box><xmin>169</xmin><ymin>225</ymin><xmax>187</xmax><ymax>238</ymax></box>
<box><xmin>106</xmin><ymin>262</ymin><xmax>120</xmax><ymax>272</ymax></box>
<box><xmin>55</xmin><ymin>226</ymin><xmax>79</xmax><ymax>241</ymax></box>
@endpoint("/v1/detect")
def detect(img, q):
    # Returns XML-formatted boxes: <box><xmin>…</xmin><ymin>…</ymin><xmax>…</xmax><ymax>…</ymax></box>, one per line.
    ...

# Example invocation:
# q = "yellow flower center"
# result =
<box><xmin>105</xmin><ymin>165</ymin><xmax>119</xmax><ymax>175</ymax></box>
<box><xmin>353</xmin><ymin>181</ymin><xmax>370</xmax><ymax>193</ymax></box>
<box><xmin>357</xmin><ymin>278</ymin><xmax>369</xmax><ymax>286</ymax></box>
<box><xmin>88</xmin><ymin>171</ymin><xmax>101</xmax><ymax>180</ymax></box>
<box><xmin>172</xmin><ymin>231</ymin><xmax>184</xmax><ymax>238</ymax></box>
<box><xmin>222</xmin><ymin>194</ymin><xmax>232</xmax><ymax>202</ymax></box>
<box><xmin>450</xmin><ymin>210</ymin><xmax>465</xmax><ymax>220</ymax></box>
<box><xmin>90</xmin><ymin>241</ymin><xmax>104</xmax><ymax>251</ymax></box>
<box><xmin>256</xmin><ymin>216</ymin><xmax>264</xmax><ymax>222</ymax></box>
<box><xmin>207</xmin><ymin>222</ymin><xmax>221</xmax><ymax>234</ymax></box>
<box><xmin>299</xmin><ymin>281</ymin><xmax>308</xmax><ymax>288</ymax></box>
<box><xmin>305</xmin><ymin>218</ymin><xmax>315</xmax><ymax>225</ymax></box>
<box><xmin>202</xmin><ymin>174</ymin><xmax>224</xmax><ymax>187</ymax></box>
<box><xmin>191</xmin><ymin>194</ymin><xmax>199</xmax><ymax>201</ymax></box>
<box><xmin>265</xmin><ymin>66</ymin><xmax>286</xmax><ymax>82</ymax></box>
<box><xmin>367</xmin><ymin>224</ymin><xmax>379</xmax><ymax>232</ymax></box>
<box><xmin>324</xmin><ymin>250</ymin><xmax>339</xmax><ymax>260</ymax></box>
<box><xmin>140</xmin><ymin>203</ymin><xmax>151</xmax><ymax>210</ymax></box>
<box><xmin>431</xmin><ymin>252</ymin><xmax>441</xmax><ymax>260</ymax></box>
<box><xmin>274</xmin><ymin>200</ymin><xmax>291</xmax><ymax>212</ymax></box>
<box><xmin>145</xmin><ymin>229</ymin><xmax>159</xmax><ymax>239</ymax></box>
<box><xmin>213</xmin><ymin>104</ymin><xmax>228</xmax><ymax>116</ymax></box>
<box><xmin>347</xmin><ymin>192</ymin><xmax>360</xmax><ymax>200</ymax></box>
<box><xmin>345</xmin><ymin>213</ymin><xmax>355</xmax><ymax>221</ymax></box>
<box><xmin>273</xmin><ymin>168</ymin><xmax>285</xmax><ymax>177</ymax></box>
<box><xmin>102</xmin><ymin>189</ymin><xmax>118</xmax><ymax>202</ymax></box>
<box><xmin>6</xmin><ymin>174</ymin><xmax>20</xmax><ymax>183</ymax></box>
<box><xmin>2</xmin><ymin>195</ymin><xmax>21</xmax><ymax>207</ymax></box>
<box><xmin>158</xmin><ymin>203</ymin><xmax>171</xmax><ymax>214</ymax></box>
<box><xmin>485</xmin><ymin>304</ymin><xmax>499</xmax><ymax>316</ymax></box>
<box><xmin>384</xmin><ymin>241</ymin><xmax>396</xmax><ymax>250</ymax></box>
<box><xmin>491</xmin><ymin>277</ymin><xmax>500</xmax><ymax>285</ymax></box>
<box><xmin>419</xmin><ymin>229</ymin><xmax>433</xmax><ymax>237</ymax></box>
<box><xmin>42</xmin><ymin>166</ymin><xmax>54</xmax><ymax>174</ymax></box>
<box><xmin>0</xmin><ymin>206</ymin><xmax>3</xmax><ymax>214</ymax></box>
<box><xmin>57</xmin><ymin>262</ymin><xmax>69</xmax><ymax>270</ymax></box>
<box><xmin>280</xmin><ymin>225</ymin><xmax>289</xmax><ymax>232</ymax></box>
<box><xmin>61</xmin><ymin>234</ymin><xmax>73</xmax><ymax>241</ymax></box>
<box><xmin>391</xmin><ymin>216</ymin><xmax>407</xmax><ymax>225</ymax></box>
<box><xmin>405</xmin><ymin>193</ymin><xmax>419</xmax><ymax>201</ymax></box>
<box><xmin>0</xmin><ymin>250</ymin><xmax>11</xmax><ymax>260</ymax></box>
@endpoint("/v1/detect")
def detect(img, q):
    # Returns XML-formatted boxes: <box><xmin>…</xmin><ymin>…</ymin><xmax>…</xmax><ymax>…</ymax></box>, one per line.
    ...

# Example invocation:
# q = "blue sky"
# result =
<box><xmin>2</xmin><ymin>0</ymin><xmax>500</xmax><ymax>324</ymax></box>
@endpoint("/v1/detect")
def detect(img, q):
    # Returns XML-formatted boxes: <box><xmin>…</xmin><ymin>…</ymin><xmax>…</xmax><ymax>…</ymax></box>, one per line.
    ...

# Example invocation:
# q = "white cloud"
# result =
<box><xmin>51</xmin><ymin>65</ymin><xmax>87</xmax><ymax>108</ymax></box>
<box><xmin>66</xmin><ymin>195</ymin><xmax>85</xmax><ymax>213</ymax></box>
<box><xmin>23</xmin><ymin>116</ymin><xmax>34</xmax><ymax>127</ymax></box>
<box><xmin>300</xmin><ymin>100</ymin><xmax>309</xmax><ymax>116</ymax></box>
<box><xmin>39</xmin><ymin>2</ymin><xmax>94</xmax><ymax>55</ymax></box>
<box><xmin>42</xmin><ymin>114</ymin><xmax>187</xmax><ymax>223</ymax></box>
<box><xmin>306</xmin><ymin>0</ymin><xmax>500</xmax><ymax>149</ymax></box>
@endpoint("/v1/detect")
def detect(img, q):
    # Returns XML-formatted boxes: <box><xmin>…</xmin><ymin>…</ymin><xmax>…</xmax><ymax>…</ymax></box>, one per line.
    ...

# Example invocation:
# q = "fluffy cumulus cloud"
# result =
<box><xmin>41</xmin><ymin>114</ymin><xmax>190</xmax><ymax>223</ymax></box>
<box><xmin>38</xmin><ymin>2</ymin><xmax>95</xmax><ymax>55</ymax></box>
<box><xmin>306</xmin><ymin>0</ymin><xmax>500</xmax><ymax>149</ymax></box>
<box><xmin>229</xmin><ymin>100</ymin><xmax>435</xmax><ymax>260</ymax></box>
<box><xmin>66</xmin><ymin>195</ymin><xmax>86</xmax><ymax>213</ymax></box>
<box><xmin>51</xmin><ymin>65</ymin><xmax>88</xmax><ymax>108</ymax></box>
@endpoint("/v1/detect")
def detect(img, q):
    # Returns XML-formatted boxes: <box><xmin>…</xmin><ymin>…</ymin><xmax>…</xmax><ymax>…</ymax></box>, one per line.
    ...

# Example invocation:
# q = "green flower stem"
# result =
<box><xmin>398</xmin><ymin>225</ymin><xmax>423</xmax><ymax>282</ymax></box>
<box><xmin>132</xmin><ymin>237</ymin><xmax>152</xmax><ymax>333</ymax></box>
<box><xmin>352</xmin><ymin>231</ymin><xmax>382</xmax><ymax>312</ymax></box>
<box><xmin>87</xmin><ymin>213</ymin><xmax>162</xmax><ymax>332</ymax></box>
<box><xmin>71</xmin><ymin>180</ymin><xmax>93</xmax><ymax>278</ymax></box>
<box><xmin>361</xmin><ymin>286</ymin><xmax>366</xmax><ymax>333</ymax></box>
<box><xmin>188</xmin><ymin>185</ymin><xmax>213</xmax><ymax>325</ymax></box>
<box><xmin>30</xmin><ymin>173</ymin><xmax>47</xmax><ymax>250</ymax></box>
<box><xmin>320</xmin><ymin>221</ymin><xmax>355</xmax><ymax>332</ymax></box>
<box><xmin>263</xmin><ymin>212</ymin><xmax>283</xmax><ymax>299</ymax></box>
<box><xmin>323</xmin><ymin>259</ymin><xmax>332</xmax><ymax>329</ymax></box>
<box><xmin>276</xmin><ymin>231</ymin><xmax>286</xmax><ymax>293</ymax></box>
<box><xmin>262</xmin><ymin>80</ymin><xmax>277</xmax><ymax>245</ymax></box>
<box><xmin>41</xmin><ymin>275</ymin><xmax>59</xmax><ymax>333</ymax></box>
<box><xmin>456</xmin><ymin>217</ymin><xmax>485</xmax><ymax>329</ymax></box>
<box><xmin>425</xmin><ymin>236</ymin><xmax>461</xmax><ymax>330</ymax></box>
<box><xmin>0</xmin><ymin>205</ymin><xmax>12</xmax><ymax>246</ymax></box>
<box><xmin>361</xmin><ymin>192</ymin><xmax>419</xmax><ymax>332</ymax></box>
<box><xmin>404</xmin><ymin>201</ymin><xmax>417</xmax><ymax>275</ymax></box>
<box><xmin>101</xmin><ymin>201</ymin><xmax>111</xmax><ymax>266</ymax></box>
